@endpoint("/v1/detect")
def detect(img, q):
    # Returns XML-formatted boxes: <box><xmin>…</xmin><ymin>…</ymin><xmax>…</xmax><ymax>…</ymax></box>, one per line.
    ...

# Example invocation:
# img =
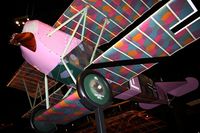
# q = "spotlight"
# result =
<box><xmin>15</xmin><ymin>21</ymin><xmax>19</xmax><ymax>25</ymax></box>
<box><xmin>14</xmin><ymin>16</ymin><xmax>30</xmax><ymax>27</ymax></box>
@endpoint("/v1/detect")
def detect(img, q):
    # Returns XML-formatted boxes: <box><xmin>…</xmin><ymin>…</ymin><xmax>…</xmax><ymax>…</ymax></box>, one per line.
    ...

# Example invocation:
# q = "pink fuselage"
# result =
<box><xmin>20</xmin><ymin>20</ymin><xmax>81</xmax><ymax>75</ymax></box>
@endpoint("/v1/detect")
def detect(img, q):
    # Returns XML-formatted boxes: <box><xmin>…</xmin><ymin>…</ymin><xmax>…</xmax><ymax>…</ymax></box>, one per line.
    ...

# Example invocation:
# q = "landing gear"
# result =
<box><xmin>30</xmin><ymin>106</ymin><xmax>57</xmax><ymax>133</ymax></box>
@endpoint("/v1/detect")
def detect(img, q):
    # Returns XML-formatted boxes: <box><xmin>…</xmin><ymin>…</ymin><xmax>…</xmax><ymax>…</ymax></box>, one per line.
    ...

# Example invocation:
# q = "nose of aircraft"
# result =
<box><xmin>9</xmin><ymin>32</ymin><xmax>36</xmax><ymax>52</ymax></box>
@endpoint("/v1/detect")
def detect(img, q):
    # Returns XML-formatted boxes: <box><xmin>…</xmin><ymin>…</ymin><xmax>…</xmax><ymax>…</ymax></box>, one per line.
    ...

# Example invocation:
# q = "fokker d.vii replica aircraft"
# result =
<box><xmin>7</xmin><ymin>0</ymin><xmax>200</xmax><ymax>132</ymax></box>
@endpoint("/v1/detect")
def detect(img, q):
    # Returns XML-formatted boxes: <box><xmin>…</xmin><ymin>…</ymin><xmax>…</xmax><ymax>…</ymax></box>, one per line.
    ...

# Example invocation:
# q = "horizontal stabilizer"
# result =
<box><xmin>155</xmin><ymin>77</ymin><xmax>199</xmax><ymax>97</ymax></box>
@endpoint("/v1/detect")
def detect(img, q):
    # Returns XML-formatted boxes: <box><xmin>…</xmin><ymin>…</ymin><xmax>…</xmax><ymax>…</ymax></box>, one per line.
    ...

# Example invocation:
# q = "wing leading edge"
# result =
<box><xmin>54</xmin><ymin>0</ymin><xmax>161</xmax><ymax>47</ymax></box>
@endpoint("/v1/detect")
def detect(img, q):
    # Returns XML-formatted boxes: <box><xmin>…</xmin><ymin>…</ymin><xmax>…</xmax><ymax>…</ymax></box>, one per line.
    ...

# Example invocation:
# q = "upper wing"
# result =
<box><xmin>53</xmin><ymin>0</ymin><xmax>161</xmax><ymax>47</ymax></box>
<box><xmin>53</xmin><ymin>0</ymin><xmax>200</xmax><ymax>87</ymax></box>
<box><xmin>7</xmin><ymin>61</ymin><xmax>58</xmax><ymax>98</ymax></box>
<box><xmin>90</xmin><ymin>0</ymin><xmax>200</xmax><ymax>87</ymax></box>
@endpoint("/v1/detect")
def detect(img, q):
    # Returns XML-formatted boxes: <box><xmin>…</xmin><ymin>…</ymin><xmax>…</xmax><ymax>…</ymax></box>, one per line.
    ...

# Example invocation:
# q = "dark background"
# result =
<box><xmin>0</xmin><ymin>0</ymin><xmax>200</xmax><ymax>132</ymax></box>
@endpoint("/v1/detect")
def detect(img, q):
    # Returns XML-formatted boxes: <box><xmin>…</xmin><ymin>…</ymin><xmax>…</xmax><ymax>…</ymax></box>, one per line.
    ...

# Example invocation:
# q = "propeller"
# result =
<box><xmin>9</xmin><ymin>32</ymin><xmax>36</xmax><ymax>52</ymax></box>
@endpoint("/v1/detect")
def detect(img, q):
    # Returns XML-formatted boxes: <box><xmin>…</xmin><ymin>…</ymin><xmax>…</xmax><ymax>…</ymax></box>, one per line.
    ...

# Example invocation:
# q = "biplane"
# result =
<box><xmin>7</xmin><ymin>0</ymin><xmax>200</xmax><ymax>132</ymax></box>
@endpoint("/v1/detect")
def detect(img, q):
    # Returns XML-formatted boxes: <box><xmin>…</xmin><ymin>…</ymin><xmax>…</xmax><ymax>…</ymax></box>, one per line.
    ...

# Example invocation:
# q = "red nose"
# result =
<box><xmin>10</xmin><ymin>32</ymin><xmax>36</xmax><ymax>52</ymax></box>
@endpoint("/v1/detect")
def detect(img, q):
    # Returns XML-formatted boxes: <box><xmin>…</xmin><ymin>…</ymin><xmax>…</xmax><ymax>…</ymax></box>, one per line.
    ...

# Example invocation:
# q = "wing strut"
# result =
<box><xmin>23</xmin><ymin>76</ymin><xmax>43</xmax><ymax>108</ymax></box>
<box><xmin>58</xmin><ymin>6</ymin><xmax>89</xmax><ymax>84</ymax></box>
<box><xmin>48</xmin><ymin>6</ymin><xmax>89</xmax><ymax>37</ymax></box>
<box><xmin>44</xmin><ymin>75</ymin><xmax>50</xmax><ymax>109</ymax></box>
<box><xmin>61</xmin><ymin>7</ymin><xmax>88</xmax><ymax>58</ymax></box>
<box><xmin>90</xmin><ymin>18</ymin><xmax>109</xmax><ymax>63</ymax></box>
<box><xmin>23</xmin><ymin>77</ymin><xmax>33</xmax><ymax>108</ymax></box>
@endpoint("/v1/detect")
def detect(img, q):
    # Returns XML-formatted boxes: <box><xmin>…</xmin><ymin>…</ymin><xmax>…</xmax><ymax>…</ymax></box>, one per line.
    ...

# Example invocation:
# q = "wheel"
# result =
<box><xmin>30</xmin><ymin>106</ymin><xmax>57</xmax><ymax>133</ymax></box>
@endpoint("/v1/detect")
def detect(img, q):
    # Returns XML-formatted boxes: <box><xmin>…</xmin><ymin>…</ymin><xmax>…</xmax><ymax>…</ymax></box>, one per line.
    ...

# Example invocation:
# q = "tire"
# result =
<box><xmin>30</xmin><ymin>106</ymin><xmax>57</xmax><ymax>133</ymax></box>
